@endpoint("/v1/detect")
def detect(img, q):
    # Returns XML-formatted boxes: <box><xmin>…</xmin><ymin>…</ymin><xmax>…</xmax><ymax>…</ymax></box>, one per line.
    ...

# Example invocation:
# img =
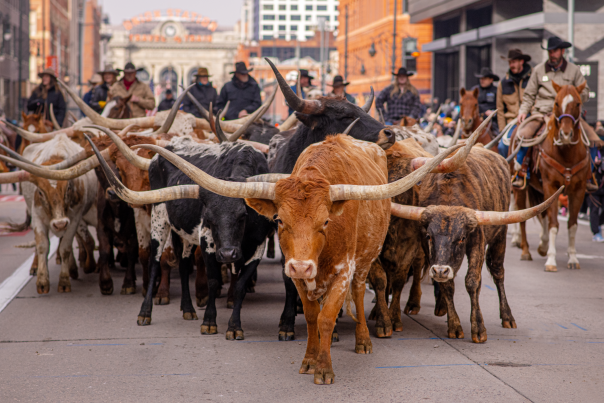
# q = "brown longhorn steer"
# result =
<box><xmin>458</xmin><ymin>87</ymin><xmax>494</xmax><ymax>146</ymax></box>
<box><xmin>391</xmin><ymin>146</ymin><xmax>563</xmax><ymax>342</ymax></box>
<box><xmin>515</xmin><ymin>82</ymin><xmax>589</xmax><ymax>271</ymax></box>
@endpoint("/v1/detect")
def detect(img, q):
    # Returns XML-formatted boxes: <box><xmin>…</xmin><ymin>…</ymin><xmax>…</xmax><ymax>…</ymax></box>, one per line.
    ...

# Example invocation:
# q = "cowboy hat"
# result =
<box><xmin>88</xmin><ymin>73</ymin><xmax>103</xmax><ymax>85</ymax></box>
<box><xmin>194</xmin><ymin>67</ymin><xmax>212</xmax><ymax>77</ymax></box>
<box><xmin>98</xmin><ymin>64</ymin><xmax>120</xmax><ymax>75</ymax></box>
<box><xmin>230</xmin><ymin>62</ymin><xmax>254</xmax><ymax>74</ymax></box>
<box><xmin>38</xmin><ymin>68</ymin><xmax>57</xmax><ymax>79</ymax></box>
<box><xmin>327</xmin><ymin>75</ymin><xmax>350</xmax><ymax>87</ymax></box>
<box><xmin>500</xmin><ymin>48</ymin><xmax>531</xmax><ymax>62</ymax></box>
<box><xmin>392</xmin><ymin>67</ymin><xmax>415</xmax><ymax>77</ymax></box>
<box><xmin>117</xmin><ymin>62</ymin><xmax>143</xmax><ymax>73</ymax></box>
<box><xmin>541</xmin><ymin>36</ymin><xmax>572</xmax><ymax>51</ymax></box>
<box><xmin>474</xmin><ymin>67</ymin><xmax>500</xmax><ymax>81</ymax></box>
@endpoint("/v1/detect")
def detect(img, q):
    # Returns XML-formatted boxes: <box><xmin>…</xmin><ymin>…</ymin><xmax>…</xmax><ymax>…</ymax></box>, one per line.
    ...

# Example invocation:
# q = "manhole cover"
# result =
<box><xmin>487</xmin><ymin>362</ymin><xmax>531</xmax><ymax>367</ymax></box>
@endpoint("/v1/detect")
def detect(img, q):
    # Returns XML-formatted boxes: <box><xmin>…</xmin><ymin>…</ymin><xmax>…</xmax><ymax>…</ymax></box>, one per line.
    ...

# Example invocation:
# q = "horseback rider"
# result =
<box><xmin>496</xmin><ymin>49</ymin><xmax>533</xmax><ymax>157</ymax></box>
<box><xmin>473</xmin><ymin>67</ymin><xmax>500</xmax><ymax>135</ymax></box>
<box><xmin>511</xmin><ymin>36</ymin><xmax>599</xmax><ymax>192</ymax></box>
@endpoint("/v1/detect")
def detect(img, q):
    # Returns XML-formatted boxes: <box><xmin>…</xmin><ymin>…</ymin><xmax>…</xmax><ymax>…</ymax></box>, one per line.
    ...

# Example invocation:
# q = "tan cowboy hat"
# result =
<box><xmin>38</xmin><ymin>68</ymin><xmax>57</xmax><ymax>79</ymax></box>
<box><xmin>89</xmin><ymin>73</ymin><xmax>103</xmax><ymax>85</ymax></box>
<box><xmin>98</xmin><ymin>64</ymin><xmax>120</xmax><ymax>75</ymax></box>
<box><xmin>194</xmin><ymin>67</ymin><xmax>212</xmax><ymax>77</ymax></box>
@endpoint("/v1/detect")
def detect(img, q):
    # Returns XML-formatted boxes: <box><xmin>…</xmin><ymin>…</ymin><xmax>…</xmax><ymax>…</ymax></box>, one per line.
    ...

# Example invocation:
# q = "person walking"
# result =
<box><xmin>27</xmin><ymin>68</ymin><xmax>66</xmax><ymax>126</ymax></box>
<box><xmin>376</xmin><ymin>67</ymin><xmax>422</xmax><ymax>124</ymax></box>
<box><xmin>182</xmin><ymin>67</ymin><xmax>217</xmax><ymax>118</ymax></box>
<box><xmin>157</xmin><ymin>89</ymin><xmax>176</xmax><ymax>112</ymax></box>
<box><xmin>587</xmin><ymin>148</ymin><xmax>604</xmax><ymax>241</ymax></box>
<box><xmin>216</xmin><ymin>62</ymin><xmax>261</xmax><ymax>120</ymax></box>
<box><xmin>327</xmin><ymin>75</ymin><xmax>356</xmax><ymax>104</ymax></box>
<box><xmin>109</xmin><ymin>62</ymin><xmax>155</xmax><ymax>118</ymax></box>
<box><xmin>90</xmin><ymin>65</ymin><xmax>119</xmax><ymax>113</ymax></box>
<box><xmin>496</xmin><ymin>49</ymin><xmax>533</xmax><ymax>157</ymax></box>
<box><xmin>83</xmin><ymin>74</ymin><xmax>102</xmax><ymax>107</ymax></box>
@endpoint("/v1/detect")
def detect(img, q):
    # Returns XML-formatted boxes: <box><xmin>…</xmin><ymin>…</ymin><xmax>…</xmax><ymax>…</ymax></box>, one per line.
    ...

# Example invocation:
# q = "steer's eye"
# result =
<box><xmin>324</xmin><ymin>220</ymin><xmax>329</xmax><ymax>226</ymax></box>
<box><xmin>460</xmin><ymin>236</ymin><xmax>466</xmax><ymax>243</ymax></box>
<box><xmin>273</xmin><ymin>214</ymin><xmax>282</xmax><ymax>225</ymax></box>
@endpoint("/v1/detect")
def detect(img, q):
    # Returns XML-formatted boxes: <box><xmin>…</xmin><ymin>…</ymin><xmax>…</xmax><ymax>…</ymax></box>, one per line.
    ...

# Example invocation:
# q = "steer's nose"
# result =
<box><xmin>106</xmin><ymin>189</ymin><xmax>119</xmax><ymax>201</ymax></box>
<box><xmin>377</xmin><ymin>129</ymin><xmax>396</xmax><ymax>149</ymax></box>
<box><xmin>429</xmin><ymin>265</ymin><xmax>454</xmax><ymax>282</ymax></box>
<box><xmin>51</xmin><ymin>218</ymin><xmax>70</xmax><ymax>232</ymax></box>
<box><xmin>216</xmin><ymin>247</ymin><xmax>241</xmax><ymax>263</ymax></box>
<box><xmin>286</xmin><ymin>260</ymin><xmax>315</xmax><ymax>279</ymax></box>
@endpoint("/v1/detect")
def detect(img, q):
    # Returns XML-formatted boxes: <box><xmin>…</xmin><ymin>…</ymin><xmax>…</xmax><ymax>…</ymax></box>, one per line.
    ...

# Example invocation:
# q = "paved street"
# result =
<box><xmin>0</xmin><ymin>194</ymin><xmax>603</xmax><ymax>402</ymax></box>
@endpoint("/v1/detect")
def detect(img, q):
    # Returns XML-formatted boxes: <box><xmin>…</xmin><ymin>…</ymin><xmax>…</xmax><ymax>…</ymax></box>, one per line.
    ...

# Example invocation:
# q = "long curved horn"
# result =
<box><xmin>255</xmin><ymin>84</ymin><xmax>278</xmax><ymax>122</ymax></box>
<box><xmin>2</xmin><ymin>119</ymin><xmax>71</xmax><ymax>143</ymax></box>
<box><xmin>153</xmin><ymin>84</ymin><xmax>194</xmax><ymax>135</ymax></box>
<box><xmin>246</xmin><ymin>173</ymin><xmax>290</xmax><ymax>183</ymax></box>
<box><xmin>361</xmin><ymin>87</ymin><xmax>374</xmax><ymax>113</ymax></box>
<box><xmin>296</xmin><ymin>70</ymin><xmax>302</xmax><ymax>100</ymax></box>
<box><xmin>85</xmin><ymin>134</ymin><xmax>199</xmax><ymax>204</ymax></box>
<box><xmin>266</xmin><ymin>58</ymin><xmax>323</xmax><ymax>114</ymax></box>
<box><xmin>134</xmin><ymin>144</ymin><xmax>276</xmax><ymax>199</ymax></box>
<box><xmin>411</xmin><ymin>111</ymin><xmax>497</xmax><ymax>173</ymax></box>
<box><xmin>506</xmin><ymin>137</ymin><xmax>524</xmax><ymax>163</ymax></box>
<box><xmin>447</xmin><ymin>119</ymin><xmax>462</xmax><ymax>147</ymax></box>
<box><xmin>49</xmin><ymin>104</ymin><xmax>61</xmax><ymax>129</ymax></box>
<box><xmin>390</xmin><ymin>203</ymin><xmax>425</xmax><ymax>220</ymax></box>
<box><xmin>484</xmin><ymin>119</ymin><xmax>507</xmax><ymax>150</ymax></box>
<box><xmin>213</xmin><ymin>109</ymin><xmax>229</xmax><ymax>143</ymax></box>
<box><xmin>85</xmin><ymin>125</ymin><xmax>151</xmax><ymax>170</ymax></box>
<box><xmin>343</xmin><ymin>118</ymin><xmax>360</xmax><ymax>135</ymax></box>
<box><xmin>220</xmin><ymin>101</ymin><xmax>230</xmax><ymax>120</ymax></box>
<box><xmin>475</xmin><ymin>186</ymin><xmax>564</xmax><ymax>225</ymax></box>
<box><xmin>180</xmin><ymin>84</ymin><xmax>210</xmax><ymax>120</ymax></box>
<box><xmin>425</xmin><ymin>104</ymin><xmax>442</xmax><ymax>133</ymax></box>
<box><xmin>219</xmin><ymin>97</ymin><xmax>270</xmax><ymax>142</ymax></box>
<box><xmin>378</xmin><ymin>109</ymin><xmax>385</xmax><ymax>124</ymax></box>
<box><xmin>0</xmin><ymin>143</ymin><xmax>43</xmax><ymax>167</ymax></box>
<box><xmin>0</xmin><ymin>170</ymin><xmax>31</xmax><ymax>183</ymax></box>
<box><xmin>279</xmin><ymin>112</ymin><xmax>299</xmax><ymax>132</ymax></box>
<box><xmin>329</xmin><ymin>143</ymin><xmax>462</xmax><ymax>201</ymax></box>
<box><xmin>58</xmin><ymin>79</ymin><xmax>155</xmax><ymax>129</ymax></box>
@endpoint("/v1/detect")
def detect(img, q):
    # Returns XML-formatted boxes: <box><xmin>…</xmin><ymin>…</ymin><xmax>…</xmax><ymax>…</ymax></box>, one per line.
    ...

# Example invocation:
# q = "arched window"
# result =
<box><xmin>188</xmin><ymin>67</ymin><xmax>200</xmax><ymax>86</ymax></box>
<box><xmin>136</xmin><ymin>68</ymin><xmax>150</xmax><ymax>82</ymax></box>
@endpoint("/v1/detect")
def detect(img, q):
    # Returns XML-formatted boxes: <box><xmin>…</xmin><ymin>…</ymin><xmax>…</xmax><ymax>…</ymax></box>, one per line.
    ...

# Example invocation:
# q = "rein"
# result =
<box><xmin>538</xmin><ymin>148</ymin><xmax>589</xmax><ymax>185</ymax></box>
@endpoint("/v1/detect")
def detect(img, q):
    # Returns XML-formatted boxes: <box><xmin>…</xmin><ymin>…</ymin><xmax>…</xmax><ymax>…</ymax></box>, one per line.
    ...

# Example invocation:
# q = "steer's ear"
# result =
<box><xmin>245</xmin><ymin>198</ymin><xmax>278</xmax><ymax>219</ymax></box>
<box><xmin>329</xmin><ymin>200</ymin><xmax>348</xmax><ymax>216</ymax></box>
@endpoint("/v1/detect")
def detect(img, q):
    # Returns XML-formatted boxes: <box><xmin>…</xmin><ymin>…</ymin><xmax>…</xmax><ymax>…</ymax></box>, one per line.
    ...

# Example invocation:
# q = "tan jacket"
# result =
<box><xmin>108</xmin><ymin>79</ymin><xmax>156</xmax><ymax>118</ymax></box>
<box><xmin>519</xmin><ymin>58</ymin><xmax>589</xmax><ymax>116</ymax></box>
<box><xmin>496</xmin><ymin>65</ymin><xmax>532</xmax><ymax>129</ymax></box>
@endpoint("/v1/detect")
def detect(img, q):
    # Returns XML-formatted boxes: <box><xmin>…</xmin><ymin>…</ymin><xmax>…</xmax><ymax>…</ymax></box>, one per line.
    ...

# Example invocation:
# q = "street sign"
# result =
<box><xmin>577</xmin><ymin>61</ymin><xmax>598</xmax><ymax>124</ymax></box>
<box><xmin>45</xmin><ymin>56</ymin><xmax>58</xmax><ymax>75</ymax></box>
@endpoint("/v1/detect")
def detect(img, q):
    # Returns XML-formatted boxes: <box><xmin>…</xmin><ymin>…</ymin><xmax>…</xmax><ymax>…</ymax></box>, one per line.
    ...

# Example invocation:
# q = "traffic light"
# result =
<box><xmin>403</xmin><ymin>37</ymin><xmax>419</xmax><ymax>72</ymax></box>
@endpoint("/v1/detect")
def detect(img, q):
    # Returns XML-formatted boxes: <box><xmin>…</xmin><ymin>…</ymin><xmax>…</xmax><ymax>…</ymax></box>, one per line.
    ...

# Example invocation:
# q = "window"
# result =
<box><xmin>335</xmin><ymin>5</ymin><xmax>338</xmax><ymax>11</ymax></box>
<box><xmin>263</xmin><ymin>15</ymin><xmax>275</xmax><ymax>20</ymax></box>
<box><xmin>279</xmin><ymin>25</ymin><xmax>286</xmax><ymax>31</ymax></box>
<box><xmin>306</xmin><ymin>5</ymin><xmax>312</xmax><ymax>10</ymax></box>
<box><xmin>263</xmin><ymin>4</ymin><xmax>273</xmax><ymax>10</ymax></box>
<box><xmin>317</xmin><ymin>5</ymin><xmax>327</xmax><ymax>11</ymax></box>
<box><xmin>250</xmin><ymin>52</ymin><xmax>258</xmax><ymax>58</ymax></box>
<box><xmin>279</xmin><ymin>35</ymin><xmax>286</xmax><ymax>39</ymax></box>
<box><xmin>279</xmin><ymin>5</ymin><xmax>286</xmax><ymax>10</ymax></box>
<box><xmin>262</xmin><ymin>35</ymin><xmax>273</xmax><ymax>40</ymax></box>
<box><xmin>279</xmin><ymin>15</ymin><xmax>286</xmax><ymax>20</ymax></box>
<box><xmin>305</xmin><ymin>25</ymin><xmax>313</xmax><ymax>31</ymax></box>
<box><xmin>319</xmin><ymin>15</ymin><xmax>330</xmax><ymax>21</ymax></box>
<box><xmin>291</xmin><ymin>15</ymin><xmax>301</xmax><ymax>20</ymax></box>
<box><xmin>291</xmin><ymin>25</ymin><xmax>298</xmax><ymax>30</ymax></box>
<box><xmin>263</xmin><ymin>25</ymin><xmax>274</xmax><ymax>30</ymax></box>
<box><xmin>306</xmin><ymin>15</ymin><xmax>311</xmax><ymax>21</ymax></box>
<box><xmin>291</xmin><ymin>5</ymin><xmax>298</xmax><ymax>10</ymax></box>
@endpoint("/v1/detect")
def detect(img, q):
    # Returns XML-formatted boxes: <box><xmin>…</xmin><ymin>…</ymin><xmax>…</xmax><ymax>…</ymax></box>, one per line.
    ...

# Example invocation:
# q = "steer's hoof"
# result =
<box><xmin>355</xmin><ymin>340</ymin><xmax>373</xmax><ymax>354</ymax></box>
<box><xmin>434</xmin><ymin>303</ymin><xmax>447</xmax><ymax>317</ymax></box>
<box><xmin>314</xmin><ymin>368</ymin><xmax>335</xmax><ymax>385</ymax></box>
<box><xmin>448</xmin><ymin>327</ymin><xmax>464</xmax><ymax>339</ymax></box>
<box><xmin>393</xmin><ymin>321</ymin><xmax>404</xmax><ymax>332</ymax></box>
<box><xmin>100</xmin><ymin>280</ymin><xmax>113</xmax><ymax>295</ymax></box>
<box><xmin>58</xmin><ymin>281</ymin><xmax>71</xmax><ymax>293</ymax></box>
<box><xmin>332</xmin><ymin>331</ymin><xmax>339</xmax><ymax>343</ymax></box>
<box><xmin>375</xmin><ymin>325</ymin><xmax>393</xmax><ymax>338</ymax></box>
<box><xmin>502</xmin><ymin>320</ymin><xmax>517</xmax><ymax>329</ymax></box>
<box><xmin>246</xmin><ymin>285</ymin><xmax>255</xmax><ymax>293</ymax></box>
<box><xmin>182</xmin><ymin>311</ymin><xmax>198</xmax><ymax>320</ymax></box>
<box><xmin>299</xmin><ymin>358</ymin><xmax>316</xmax><ymax>374</ymax></box>
<box><xmin>545</xmin><ymin>265</ymin><xmax>558</xmax><ymax>272</ymax></box>
<box><xmin>520</xmin><ymin>253</ymin><xmax>532</xmax><ymax>261</ymax></box>
<box><xmin>154</xmin><ymin>296</ymin><xmax>170</xmax><ymax>305</ymax></box>
<box><xmin>511</xmin><ymin>239</ymin><xmax>521</xmax><ymax>248</ymax></box>
<box><xmin>69</xmin><ymin>266</ymin><xmax>79</xmax><ymax>280</ymax></box>
<box><xmin>404</xmin><ymin>303</ymin><xmax>421</xmax><ymax>315</ymax></box>
<box><xmin>279</xmin><ymin>331</ymin><xmax>295</xmax><ymax>341</ymax></box>
<box><xmin>200</xmin><ymin>325</ymin><xmax>217</xmax><ymax>335</ymax></box>
<box><xmin>226</xmin><ymin>330</ymin><xmax>244</xmax><ymax>340</ymax></box>
<box><xmin>137</xmin><ymin>316</ymin><xmax>151</xmax><ymax>326</ymax></box>
<box><xmin>121</xmin><ymin>286</ymin><xmax>136</xmax><ymax>295</ymax></box>
<box><xmin>30</xmin><ymin>267</ymin><xmax>37</xmax><ymax>276</ymax></box>
<box><xmin>36</xmin><ymin>282</ymin><xmax>50</xmax><ymax>294</ymax></box>
<box><xmin>472</xmin><ymin>331</ymin><xmax>487</xmax><ymax>343</ymax></box>
<box><xmin>567</xmin><ymin>262</ymin><xmax>580</xmax><ymax>270</ymax></box>
<box><xmin>537</xmin><ymin>246</ymin><xmax>548</xmax><ymax>257</ymax></box>
<box><xmin>296</xmin><ymin>305</ymin><xmax>304</xmax><ymax>314</ymax></box>
<box><xmin>226</xmin><ymin>299</ymin><xmax>234</xmax><ymax>309</ymax></box>
<box><xmin>196</xmin><ymin>296</ymin><xmax>208</xmax><ymax>307</ymax></box>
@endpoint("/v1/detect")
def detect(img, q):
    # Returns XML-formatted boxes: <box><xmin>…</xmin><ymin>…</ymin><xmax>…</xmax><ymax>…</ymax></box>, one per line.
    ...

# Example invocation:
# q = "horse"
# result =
<box><xmin>513</xmin><ymin>81</ymin><xmax>589</xmax><ymax>271</ymax></box>
<box><xmin>105</xmin><ymin>95</ymin><xmax>133</xmax><ymax>120</ymax></box>
<box><xmin>458</xmin><ymin>87</ymin><xmax>494</xmax><ymax>146</ymax></box>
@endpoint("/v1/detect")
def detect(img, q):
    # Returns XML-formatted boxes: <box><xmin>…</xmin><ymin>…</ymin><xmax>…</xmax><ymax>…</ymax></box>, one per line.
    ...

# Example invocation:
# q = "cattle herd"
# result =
<box><xmin>0</xmin><ymin>59</ymin><xmax>571</xmax><ymax>385</ymax></box>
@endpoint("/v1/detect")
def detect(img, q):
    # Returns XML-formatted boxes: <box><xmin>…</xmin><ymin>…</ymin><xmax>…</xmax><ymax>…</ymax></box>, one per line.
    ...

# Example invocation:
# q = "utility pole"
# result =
<box><xmin>18</xmin><ymin>0</ymin><xmax>24</xmax><ymax>114</ymax></box>
<box><xmin>344</xmin><ymin>6</ymin><xmax>348</xmax><ymax>81</ymax></box>
<box><xmin>319</xmin><ymin>17</ymin><xmax>326</xmax><ymax>94</ymax></box>
<box><xmin>57</xmin><ymin>30</ymin><xmax>61</xmax><ymax>77</ymax></box>
<box><xmin>568</xmin><ymin>0</ymin><xmax>575</xmax><ymax>62</ymax></box>
<box><xmin>391</xmin><ymin>0</ymin><xmax>397</xmax><ymax>80</ymax></box>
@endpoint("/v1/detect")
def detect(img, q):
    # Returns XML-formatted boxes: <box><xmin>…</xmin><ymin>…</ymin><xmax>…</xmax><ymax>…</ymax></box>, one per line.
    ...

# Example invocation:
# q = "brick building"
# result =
<box><xmin>82</xmin><ymin>0</ymin><xmax>101</xmax><ymax>84</ymax></box>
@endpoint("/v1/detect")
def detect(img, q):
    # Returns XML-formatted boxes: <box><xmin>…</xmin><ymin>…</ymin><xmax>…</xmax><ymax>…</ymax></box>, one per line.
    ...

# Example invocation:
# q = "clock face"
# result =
<box><xmin>164</xmin><ymin>25</ymin><xmax>176</xmax><ymax>37</ymax></box>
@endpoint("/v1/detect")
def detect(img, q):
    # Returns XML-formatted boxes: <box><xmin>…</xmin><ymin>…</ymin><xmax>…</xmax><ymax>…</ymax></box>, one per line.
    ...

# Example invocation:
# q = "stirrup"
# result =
<box><xmin>511</xmin><ymin>172</ymin><xmax>527</xmax><ymax>190</ymax></box>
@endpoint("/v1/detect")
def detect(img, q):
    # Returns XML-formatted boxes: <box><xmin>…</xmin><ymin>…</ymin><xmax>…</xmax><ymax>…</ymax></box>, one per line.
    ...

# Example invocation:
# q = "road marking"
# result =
<box><xmin>571</xmin><ymin>323</ymin><xmax>587</xmax><ymax>331</ymax></box>
<box><xmin>0</xmin><ymin>236</ymin><xmax>59</xmax><ymax>314</ymax></box>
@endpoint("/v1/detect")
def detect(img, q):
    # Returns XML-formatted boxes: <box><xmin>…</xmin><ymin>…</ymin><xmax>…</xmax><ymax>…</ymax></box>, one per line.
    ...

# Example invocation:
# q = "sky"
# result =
<box><xmin>99</xmin><ymin>0</ymin><xmax>245</xmax><ymax>27</ymax></box>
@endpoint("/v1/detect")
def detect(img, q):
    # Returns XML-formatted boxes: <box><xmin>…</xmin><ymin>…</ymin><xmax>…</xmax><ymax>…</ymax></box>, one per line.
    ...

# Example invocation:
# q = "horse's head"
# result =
<box><xmin>21</xmin><ymin>112</ymin><xmax>51</xmax><ymax>133</ymax></box>
<box><xmin>459</xmin><ymin>87</ymin><xmax>479</xmax><ymax>132</ymax></box>
<box><xmin>551</xmin><ymin>81</ymin><xmax>586</xmax><ymax>146</ymax></box>
<box><xmin>107</xmin><ymin>95</ymin><xmax>133</xmax><ymax>119</ymax></box>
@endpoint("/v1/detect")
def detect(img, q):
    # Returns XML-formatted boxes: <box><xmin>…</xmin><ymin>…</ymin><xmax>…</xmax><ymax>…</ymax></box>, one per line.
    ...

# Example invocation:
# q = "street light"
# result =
<box><xmin>368</xmin><ymin>42</ymin><xmax>376</xmax><ymax>58</ymax></box>
<box><xmin>360</xmin><ymin>64</ymin><xmax>366</xmax><ymax>75</ymax></box>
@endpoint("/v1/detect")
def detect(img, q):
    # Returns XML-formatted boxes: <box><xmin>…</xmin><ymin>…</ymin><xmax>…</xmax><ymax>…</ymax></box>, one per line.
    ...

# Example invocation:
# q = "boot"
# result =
<box><xmin>586</xmin><ymin>180</ymin><xmax>599</xmax><ymax>193</ymax></box>
<box><xmin>512</xmin><ymin>160</ymin><xmax>526</xmax><ymax>189</ymax></box>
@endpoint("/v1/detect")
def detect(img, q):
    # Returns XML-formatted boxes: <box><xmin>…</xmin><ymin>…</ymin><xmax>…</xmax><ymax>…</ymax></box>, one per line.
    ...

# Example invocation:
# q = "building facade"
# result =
<box><xmin>241</xmin><ymin>0</ymin><xmax>340</xmax><ymax>42</ymax></box>
<box><xmin>82</xmin><ymin>0</ymin><xmax>101</xmax><ymax>84</ymax></box>
<box><xmin>336</xmin><ymin>0</ymin><xmax>433</xmax><ymax>107</ymax></box>
<box><xmin>409</xmin><ymin>0</ymin><xmax>603</xmax><ymax>122</ymax></box>
<box><xmin>0</xmin><ymin>0</ymin><xmax>29</xmax><ymax>120</ymax></box>
<box><xmin>104</xmin><ymin>10</ymin><xmax>238</xmax><ymax>102</ymax></box>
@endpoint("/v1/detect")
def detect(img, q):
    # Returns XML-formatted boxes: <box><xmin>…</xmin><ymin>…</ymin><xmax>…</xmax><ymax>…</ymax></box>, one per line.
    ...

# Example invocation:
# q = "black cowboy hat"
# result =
<box><xmin>392</xmin><ymin>67</ymin><xmax>414</xmax><ymax>77</ymax></box>
<box><xmin>327</xmin><ymin>75</ymin><xmax>350</xmax><ymax>87</ymax></box>
<box><xmin>500</xmin><ymin>48</ymin><xmax>531</xmax><ymax>62</ymax></box>
<box><xmin>230</xmin><ymin>62</ymin><xmax>254</xmax><ymax>74</ymax></box>
<box><xmin>117</xmin><ymin>62</ymin><xmax>144</xmax><ymax>73</ymax></box>
<box><xmin>474</xmin><ymin>67</ymin><xmax>500</xmax><ymax>81</ymax></box>
<box><xmin>541</xmin><ymin>36</ymin><xmax>572</xmax><ymax>51</ymax></box>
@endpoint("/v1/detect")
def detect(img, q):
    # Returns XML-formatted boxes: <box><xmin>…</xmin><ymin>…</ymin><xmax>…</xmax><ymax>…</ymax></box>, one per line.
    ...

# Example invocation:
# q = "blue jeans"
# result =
<box><xmin>497</xmin><ymin>122</ymin><xmax>518</xmax><ymax>158</ymax></box>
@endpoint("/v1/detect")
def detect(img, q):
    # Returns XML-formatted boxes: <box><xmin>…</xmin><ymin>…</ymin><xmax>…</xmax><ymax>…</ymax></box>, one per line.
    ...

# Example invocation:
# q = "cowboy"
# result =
<box><xmin>108</xmin><ymin>62</ymin><xmax>155</xmax><ymax>118</ymax></box>
<box><xmin>27</xmin><ymin>68</ymin><xmax>66</xmax><ymax>126</ymax></box>
<box><xmin>216</xmin><ymin>62</ymin><xmax>261</xmax><ymax>120</ymax></box>
<box><xmin>327</xmin><ymin>75</ymin><xmax>356</xmax><ymax>104</ymax></box>
<box><xmin>376</xmin><ymin>67</ymin><xmax>422</xmax><ymax>124</ymax></box>
<box><xmin>287</xmin><ymin>69</ymin><xmax>315</xmax><ymax>115</ymax></box>
<box><xmin>90</xmin><ymin>64</ymin><xmax>120</xmax><ymax>113</ymax></box>
<box><xmin>84</xmin><ymin>74</ymin><xmax>103</xmax><ymax>108</ymax></box>
<box><xmin>182</xmin><ymin>67</ymin><xmax>218</xmax><ymax>118</ymax></box>
<box><xmin>157</xmin><ymin>89</ymin><xmax>175</xmax><ymax>112</ymax></box>
<box><xmin>512</xmin><ymin>36</ymin><xmax>599</xmax><ymax>191</ymax></box>
<box><xmin>473</xmin><ymin>67</ymin><xmax>499</xmax><ymax>121</ymax></box>
<box><xmin>496</xmin><ymin>49</ymin><xmax>533</xmax><ymax>157</ymax></box>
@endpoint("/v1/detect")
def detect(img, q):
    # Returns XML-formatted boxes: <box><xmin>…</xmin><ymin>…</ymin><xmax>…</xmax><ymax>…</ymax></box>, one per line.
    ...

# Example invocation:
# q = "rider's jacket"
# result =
<box><xmin>519</xmin><ymin>58</ymin><xmax>589</xmax><ymax>116</ymax></box>
<box><xmin>496</xmin><ymin>64</ymin><xmax>532</xmax><ymax>129</ymax></box>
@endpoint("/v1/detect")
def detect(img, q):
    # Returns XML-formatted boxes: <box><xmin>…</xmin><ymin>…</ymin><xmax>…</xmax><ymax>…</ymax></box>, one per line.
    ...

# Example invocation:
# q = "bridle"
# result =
<box><xmin>553</xmin><ymin>105</ymin><xmax>582</xmax><ymax>146</ymax></box>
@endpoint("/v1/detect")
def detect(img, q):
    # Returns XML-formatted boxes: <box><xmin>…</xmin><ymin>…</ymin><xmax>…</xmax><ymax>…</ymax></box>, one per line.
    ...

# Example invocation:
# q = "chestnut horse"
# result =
<box><xmin>514</xmin><ymin>81</ymin><xmax>589</xmax><ymax>271</ymax></box>
<box><xmin>459</xmin><ymin>87</ymin><xmax>494</xmax><ymax>146</ymax></box>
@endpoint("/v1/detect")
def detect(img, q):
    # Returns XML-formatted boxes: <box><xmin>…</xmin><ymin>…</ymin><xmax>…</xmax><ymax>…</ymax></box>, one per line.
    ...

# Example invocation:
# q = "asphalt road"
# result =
<box><xmin>0</xmin><ymin>193</ymin><xmax>603</xmax><ymax>402</ymax></box>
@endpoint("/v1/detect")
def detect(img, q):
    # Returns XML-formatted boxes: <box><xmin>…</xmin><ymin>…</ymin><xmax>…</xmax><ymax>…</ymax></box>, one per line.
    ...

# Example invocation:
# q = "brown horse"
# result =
<box><xmin>514</xmin><ymin>81</ymin><xmax>589</xmax><ymax>271</ymax></box>
<box><xmin>106</xmin><ymin>95</ymin><xmax>133</xmax><ymax>120</ymax></box>
<box><xmin>459</xmin><ymin>87</ymin><xmax>494</xmax><ymax>146</ymax></box>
